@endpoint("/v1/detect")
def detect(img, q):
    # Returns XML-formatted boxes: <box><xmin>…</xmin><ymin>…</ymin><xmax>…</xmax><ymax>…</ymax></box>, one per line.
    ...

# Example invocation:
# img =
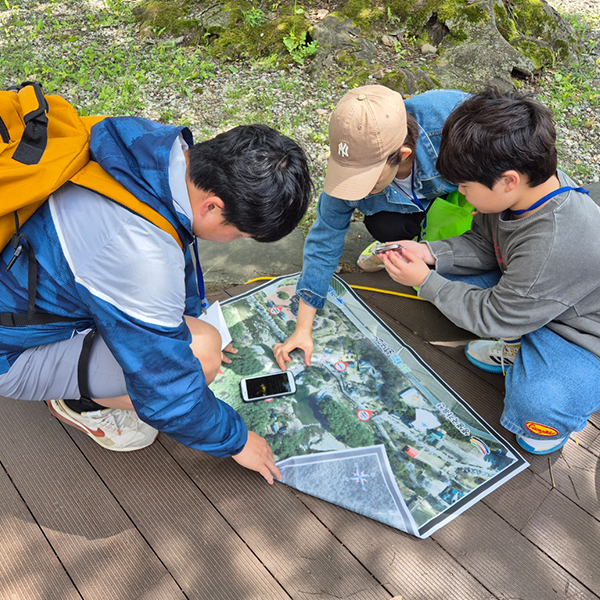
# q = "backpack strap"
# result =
<box><xmin>11</xmin><ymin>82</ymin><xmax>49</xmax><ymax>165</ymax></box>
<box><xmin>70</xmin><ymin>161</ymin><xmax>183</xmax><ymax>249</ymax></box>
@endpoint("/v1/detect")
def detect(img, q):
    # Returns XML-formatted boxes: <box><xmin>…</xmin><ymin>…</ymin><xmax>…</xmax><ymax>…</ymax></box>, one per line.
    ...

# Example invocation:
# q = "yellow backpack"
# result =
<box><xmin>1</xmin><ymin>82</ymin><xmax>182</xmax><ymax>325</ymax></box>
<box><xmin>1</xmin><ymin>81</ymin><xmax>182</xmax><ymax>251</ymax></box>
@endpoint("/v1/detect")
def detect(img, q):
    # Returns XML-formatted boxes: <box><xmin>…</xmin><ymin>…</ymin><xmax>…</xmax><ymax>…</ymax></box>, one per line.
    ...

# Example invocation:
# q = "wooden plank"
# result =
<box><xmin>215</xmin><ymin>276</ymin><xmax>600</xmax><ymax>598</ymax></box>
<box><xmin>482</xmin><ymin>468</ymin><xmax>552</xmax><ymax>531</ymax></box>
<box><xmin>340</xmin><ymin>271</ymin><xmax>474</xmax><ymax>343</ymax></box>
<box><xmin>161</xmin><ymin>435</ymin><xmax>391</xmax><ymax>600</ymax></box>
<box><xmin>433</xmin><ymin>501</ymin><xmax>598</xmax><ymax>600</ymax></box>
<box><xmin>0</xmin><ymin>464</ymin><xmax>81</xmax><ymax>600</ymax></box>
<box><xmin>526</xmin><ymin>443</ymin><xmax>600</xmax><ymax>520</ymax></box>
<box><xmin>299</xmin><ymin>493</ymin><xmax>494</xmax><ymax>600</ymax></box>
<box><xmin>521</xmin><ymin>489</ymin><xmax>600</xmax><ymax>596</ymax></box>
<box><xmin>0</xmin><ymin>398</ymin><xmax>185</xmax><ymax>600</ymax></box>
<box><xmin>574</xmin><ymin>422</ymin><xmax>600</xmax><ymax>456</ymax></box>
<box><xmin>65</xmin><ymin>429</ymin><xmax>290</xmax><ymax>600</ymax></box>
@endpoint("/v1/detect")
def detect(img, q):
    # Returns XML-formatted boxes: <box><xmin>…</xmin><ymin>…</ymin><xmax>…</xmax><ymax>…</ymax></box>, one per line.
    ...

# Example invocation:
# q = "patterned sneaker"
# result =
<box><xmin>465</xmin><ymin>339</ymin><xmax>521</xmax><ymax>374</ymax></box>
<box><xmin>47</xmin><ymin>399</ymin><xmax>158</xmax><ymax>452</ymax></box>
<box><xmin>516</xmin><ymin>434</ymin><xmax>568</xmax><ymax>455</ymax></box>
<box><xmin>357</xmin><ymin>241</ymin><xmax>385</xmax><ymax>272</ymax></box>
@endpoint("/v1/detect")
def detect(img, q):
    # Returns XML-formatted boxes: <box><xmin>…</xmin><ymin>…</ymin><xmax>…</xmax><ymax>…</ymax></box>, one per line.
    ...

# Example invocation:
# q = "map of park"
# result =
<box><xmin>210</xmin><ymin>275</ymin><xmax>527</xmax><ymax>538</ymax></box>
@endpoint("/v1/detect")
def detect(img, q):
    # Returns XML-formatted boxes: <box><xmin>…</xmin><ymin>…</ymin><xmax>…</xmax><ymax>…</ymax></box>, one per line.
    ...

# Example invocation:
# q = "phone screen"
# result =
<box><xmin>242</xmin><ymin>372</ymin><xmax>295</xmax><ymax>401</ymax></box>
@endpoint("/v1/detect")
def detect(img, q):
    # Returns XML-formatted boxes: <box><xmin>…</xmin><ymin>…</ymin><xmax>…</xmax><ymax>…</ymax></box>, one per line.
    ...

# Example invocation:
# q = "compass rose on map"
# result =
<box><xmin>334</xmin><ymin>361</ymin><xmax>348</xmax><ymax>372</ymax></box>
<box><xmin>350</xmin><ymin>464</ymin><xmax>370</xmax><ymax>488</ymax></box>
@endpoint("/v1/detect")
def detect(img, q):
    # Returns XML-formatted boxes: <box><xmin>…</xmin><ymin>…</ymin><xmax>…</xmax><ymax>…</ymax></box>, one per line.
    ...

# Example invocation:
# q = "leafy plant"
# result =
<box><xmin>282</xmin><ymin>0</ymin><xmax>317</xmax><ymax>64</ymax></box>
<box><xmin>243</xmin><ymin>7</ymin><xmax>267</xmax><ymax>27</ymax></box>
<box><xmin>283</xmin><ymin>30</ymin><xmax>318</xmax><ymax>64</ymax></box>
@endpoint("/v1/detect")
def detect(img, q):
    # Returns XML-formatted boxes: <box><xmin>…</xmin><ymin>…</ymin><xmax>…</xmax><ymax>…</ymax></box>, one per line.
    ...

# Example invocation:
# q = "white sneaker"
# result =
<box><xmin>465</xmin><ymin>339</ymin><xmax>521</xmax><ymax>374</ymax></box>
<box><xmin>357</xmin><ymin>241</ymin><xmax>385</xmax><ymax>272</ymax></box>
<box><xmin>48</xmin><ymin>399</ymin><xmax>158</xmax><ymax>452</ymax></box>
<box><xmin>516</xmin><ymin>434</ymin><xmax>568</xmax><ymax>455</ymax></box>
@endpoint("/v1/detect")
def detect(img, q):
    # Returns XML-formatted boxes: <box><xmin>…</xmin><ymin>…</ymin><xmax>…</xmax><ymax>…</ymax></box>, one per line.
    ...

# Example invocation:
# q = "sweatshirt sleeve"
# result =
<box><xmin>427</xmin><ymin>213</ymin><xmax>499</xmax><ymax>274</ymax></box>
<box><xmin>418</xmin><ymin>214</ymin><xmax>576</xmax><ymax>340</ymax></box>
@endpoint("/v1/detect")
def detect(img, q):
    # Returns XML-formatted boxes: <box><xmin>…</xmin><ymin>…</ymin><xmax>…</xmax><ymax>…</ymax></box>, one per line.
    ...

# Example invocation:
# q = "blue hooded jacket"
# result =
<box><xmin>0</xmin><ymin>117</ymin><xmax>248</xmax><ymax>457</ymax></box>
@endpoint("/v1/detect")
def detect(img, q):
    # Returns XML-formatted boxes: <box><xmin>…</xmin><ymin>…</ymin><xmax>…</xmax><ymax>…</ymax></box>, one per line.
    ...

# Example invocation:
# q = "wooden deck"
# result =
<box><xmin>1</xmin><ymin>270</ymin><xmax>599</xmax><ymax>600</ymax></box>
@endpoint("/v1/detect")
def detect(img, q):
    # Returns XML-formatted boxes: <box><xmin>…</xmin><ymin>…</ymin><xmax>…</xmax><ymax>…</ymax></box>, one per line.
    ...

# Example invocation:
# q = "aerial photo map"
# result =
<box><xmin>210</xmin><ymin>274</ymin><xmax>528</xmax><ymax>538</ymax></box>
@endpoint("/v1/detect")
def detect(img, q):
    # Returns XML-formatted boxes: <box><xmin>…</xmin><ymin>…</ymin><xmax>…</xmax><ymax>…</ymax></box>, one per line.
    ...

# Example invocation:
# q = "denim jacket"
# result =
<box><xmin>297</xmin><ymin>89</ymin><xmax>468</xmax><ymax>310</ymax></box>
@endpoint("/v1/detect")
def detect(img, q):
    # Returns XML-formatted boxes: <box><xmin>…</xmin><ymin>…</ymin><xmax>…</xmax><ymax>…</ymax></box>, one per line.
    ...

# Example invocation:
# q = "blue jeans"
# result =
<box><xmin>446</xmin><ymin>270</ymin><xmax>600</xmax><ymax>439</ymax></box>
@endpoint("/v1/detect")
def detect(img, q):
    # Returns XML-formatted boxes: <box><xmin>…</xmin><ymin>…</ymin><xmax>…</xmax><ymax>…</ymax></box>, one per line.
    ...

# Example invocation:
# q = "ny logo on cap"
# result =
<box><xmin>338</xmin><ymin>142</ymin><xmax>349</xmax><ymax>158</ymax></box>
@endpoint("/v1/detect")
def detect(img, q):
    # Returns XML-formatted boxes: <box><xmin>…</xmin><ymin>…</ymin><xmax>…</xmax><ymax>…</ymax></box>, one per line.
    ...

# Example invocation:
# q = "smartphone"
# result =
<box><xmin>374</xmin><ymin>243</ymin><xmax>404</xmax><ymax>255</ymax></box>
<box><xmin>240</xmin><ymin>371</ymin><xmax>296</xmax><ymax>402</ymax></box>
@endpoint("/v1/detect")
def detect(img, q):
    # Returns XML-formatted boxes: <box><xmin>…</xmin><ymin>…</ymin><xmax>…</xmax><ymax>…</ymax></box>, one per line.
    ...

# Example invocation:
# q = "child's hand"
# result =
<box><xmin>273</xmin><ymin>330</ymin><xmax>313</xmax><ymax>370</ymax></box>
<box><xmin>381</xmin><ymin>246</ymin><xmax>431</xmax><ymax>287</ymax></box>
<box><xmin>221</xmin><ymin>342</ymin><xmax>238</xmax><ymax>364</ymax></box>
<box><xmin>391</xmin><ymin>240</ymin><xmax>435</xmax><ymax>265</ymax></box>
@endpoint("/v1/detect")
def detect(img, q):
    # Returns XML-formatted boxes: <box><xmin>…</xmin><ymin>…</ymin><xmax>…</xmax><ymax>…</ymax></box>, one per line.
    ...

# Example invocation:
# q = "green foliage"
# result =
<box><xmin>227</xmin><ymin>348</ymin><xmax>264</xmax><ymax>376</ymax></box>
<box><xmin>318</xmin><ymin>398</ymin><xmax>374</xmax><ymax>447</ymax></box>
<box><xmin>283</xmin><ymin>29</ymin><xmax>318</xmax><ymax>65</ymax></box>
<box><xmin>269</xmin><ymin>427</ymin><xmax>311</xmax><ymax>459</ymax></box>
<box><xmin>243</xmin><ymin>7</ymin><xmax>267</xmax><ymax>27</ymax></box>
<box><xmin>334</xmin><ymin>0</ymin><xmax>385</xmax><ymax>31</ymax></box>
<box><xmin>279</xmin><ymin>0</ymin><xmax>317</xmax><ymax>65</ymax></box>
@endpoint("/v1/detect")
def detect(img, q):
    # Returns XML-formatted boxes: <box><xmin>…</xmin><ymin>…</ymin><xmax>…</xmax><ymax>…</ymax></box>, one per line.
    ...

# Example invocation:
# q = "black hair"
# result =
<box><xmin>387</xmin><ymin>112</ymin><xmax>419</xmax><ymax>166</ymax></box>
<box><xmin>436</xmin><ymin>89</ymin><xmax>557</xmax><ymax>188</ymax></box>
<box><xmin>187</xmin><ymin>124</ymin><xmax>313</xmax><ymax>242</ymax></box>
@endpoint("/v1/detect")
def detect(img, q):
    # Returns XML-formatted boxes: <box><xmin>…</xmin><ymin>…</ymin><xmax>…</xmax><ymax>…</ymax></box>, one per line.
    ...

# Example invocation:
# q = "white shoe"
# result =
<box><xmin>516</xmin><ymin>434</ymin><xmax>568</xmax><ymax>455</ymax></box>
<box><xmin>357</xmin><ymin>241</ymin><xmax>385</xmax><ymax>272</ymax></box>
<box><xmin>465</xmin><ymin>339</ymin><xmax>521</xmax><ymax>374</ymax></box>
<box><xmin>48</xmin><ymin>399</ymin><xmax>158</xmax><ymax>452</ymax></box>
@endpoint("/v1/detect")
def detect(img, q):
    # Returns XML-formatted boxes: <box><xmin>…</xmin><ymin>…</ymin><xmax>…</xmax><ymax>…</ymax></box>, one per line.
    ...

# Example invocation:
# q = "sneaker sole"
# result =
<box><xmin>47</xmin><ymin>401</ymin><xmax>157</xmax><ymax>452</ymax></box>
<box><xmin>465</xmin><ymin>349</ymin><xmax>512</xmax><ymax>374</ymax></box>
<box><xmin>516</xmin><ymin>435</ymin><xmax>568</xmax><ymax>455</ymax></box>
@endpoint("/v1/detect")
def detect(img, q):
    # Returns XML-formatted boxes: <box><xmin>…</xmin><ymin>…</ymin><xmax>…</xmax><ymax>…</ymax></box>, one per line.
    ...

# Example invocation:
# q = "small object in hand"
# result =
<box><xmin>374</xmin><ymin>243</ymin><xmax>404</xmax><ymax>255</ymax></box>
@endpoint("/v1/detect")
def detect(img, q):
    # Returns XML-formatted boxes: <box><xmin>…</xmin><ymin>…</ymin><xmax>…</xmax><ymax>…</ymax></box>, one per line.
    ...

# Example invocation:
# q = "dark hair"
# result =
<box><xmin>187</xmin><ymin>125</ymin><xmax>313</xmax><ymax>242</ymax></box>
<box><xmin>387</xmin><ymin>112</ymin><xmax>419</xmax><ymax>166</ymax></box>
<box><xmin>436</xmin><ymin>89</ymin><xmax>557</xmax><ymax>188</ymax></box>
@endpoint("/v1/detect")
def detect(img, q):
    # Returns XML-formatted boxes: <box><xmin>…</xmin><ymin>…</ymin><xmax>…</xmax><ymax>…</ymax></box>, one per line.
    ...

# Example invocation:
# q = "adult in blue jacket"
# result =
<box><xmin>274</xmin><ymin>85</ymin><xmax>465</xmax><ymax>371</ymax></box>
<box><xmin>0</xmin><ymin>118</ymin><xmax>312</xmax><ymax>484</ymax></box>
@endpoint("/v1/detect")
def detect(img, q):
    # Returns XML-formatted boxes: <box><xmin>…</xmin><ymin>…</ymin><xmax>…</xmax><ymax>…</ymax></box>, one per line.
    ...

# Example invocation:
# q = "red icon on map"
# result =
<box><xmin>334</xmin><ymin>361</ymin><xmax>348</xmax><ymax>372</ymax></box>
<box><xmin>269</xmin><ymin>307</ymin><xmax>282</xmax><ymax>315</ymax></box>
<box><xmin>357</xmin><ymin>409</ymin><xmax>372</xmax><ymax>421</ymax></box>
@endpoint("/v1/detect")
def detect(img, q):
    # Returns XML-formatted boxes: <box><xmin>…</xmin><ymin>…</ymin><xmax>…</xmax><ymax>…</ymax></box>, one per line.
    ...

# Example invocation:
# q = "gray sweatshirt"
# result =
<box><xmin>420</xmin><ymin>170</ymin><xmax>600</xmax><ymax>359</ymax></box>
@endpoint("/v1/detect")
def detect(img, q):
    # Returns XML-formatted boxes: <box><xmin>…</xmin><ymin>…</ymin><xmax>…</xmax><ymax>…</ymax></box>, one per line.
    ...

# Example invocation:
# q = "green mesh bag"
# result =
<box><xmin>421</xmin><ymin>190</ymin><xmax>474</xmax><ymax>242</ymax></box>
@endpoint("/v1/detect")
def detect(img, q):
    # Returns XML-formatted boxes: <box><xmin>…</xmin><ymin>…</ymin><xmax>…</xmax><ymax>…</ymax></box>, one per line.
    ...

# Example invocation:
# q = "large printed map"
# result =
<box><xmin>210</xmin><ymin>274</ymin><xmax>528</xmax><ymax>538</ymax></box>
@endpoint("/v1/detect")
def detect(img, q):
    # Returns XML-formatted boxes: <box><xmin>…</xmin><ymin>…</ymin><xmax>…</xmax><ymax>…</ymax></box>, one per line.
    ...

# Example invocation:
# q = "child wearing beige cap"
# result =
<box><xmin>274</xmin><ymin>84</ymin><xmax>467</xmax><ymax>371</ymax></box>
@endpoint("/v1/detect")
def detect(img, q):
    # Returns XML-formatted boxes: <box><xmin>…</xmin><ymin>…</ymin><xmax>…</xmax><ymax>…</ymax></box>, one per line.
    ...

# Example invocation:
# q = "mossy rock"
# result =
<box><xmin>332</xmin><ymin>50</ymin><xmax>372</xmax><ymax>87</ymax></box>
<box><xmin>134</xmin><ymin>0</ymin><xmax>315</xmax><ymax>65</ymax></box>
<box><xmin>381</xmin><ymin>67</ymin><xmax>437</xmax><ymax>96</ymax></box>
<box><xmin>331</xmin><ymin>0</ymin><xmax>386</xmax><ymax>34</ymax></box>
<box><xmin>494</xmin><ymin>0</ymin><xmax>576</xmax><ymax>66</ymax></box>
<box><xmin>133</xmin><ymin>0</ymin><xmax>204</xmax><ymax>43</ymax></box>
<box><xmin>210</xmin><ymin>11</ymin><xmax>310</xmax><ymax>63</ymax></box>
<box><xmin>511</xmin><ymin>38</ymin><xmax>555</xmax><ymax>69</ymax></box>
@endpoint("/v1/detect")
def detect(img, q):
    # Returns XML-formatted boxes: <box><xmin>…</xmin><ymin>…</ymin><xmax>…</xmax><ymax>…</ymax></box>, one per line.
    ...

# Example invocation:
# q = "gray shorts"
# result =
<box><xmin>0</xmin><ymin>331</ymin><xmax>127</xmax><ymax>401</ymax></box>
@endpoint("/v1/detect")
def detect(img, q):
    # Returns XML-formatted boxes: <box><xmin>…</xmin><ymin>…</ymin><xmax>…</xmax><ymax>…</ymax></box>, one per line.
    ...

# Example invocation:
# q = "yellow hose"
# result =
<box><xmin>243</xmin><ymin>277</ymin><xmax>425</xmax><ymax>301</ymax></box>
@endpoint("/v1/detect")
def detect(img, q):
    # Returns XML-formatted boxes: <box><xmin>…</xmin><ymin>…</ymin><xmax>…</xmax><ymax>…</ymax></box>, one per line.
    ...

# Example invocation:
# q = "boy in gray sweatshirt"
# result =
<box><xmin>379</xmin><ymin>89</ymin><xmax>600</xmax><ymax>455</ymax></box>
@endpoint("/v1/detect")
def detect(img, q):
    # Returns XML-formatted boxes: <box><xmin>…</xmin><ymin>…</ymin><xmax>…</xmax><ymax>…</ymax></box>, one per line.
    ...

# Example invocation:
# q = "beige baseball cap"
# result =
<box><xmin>324</xmin><ymin>85</ymin><xmax>407</xmax><ymax>201</ymax></box>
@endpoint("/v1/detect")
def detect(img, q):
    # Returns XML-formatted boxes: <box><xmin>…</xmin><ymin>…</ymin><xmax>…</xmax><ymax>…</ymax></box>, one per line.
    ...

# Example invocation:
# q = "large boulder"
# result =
<box><xmin>132</xmin><ymin>0</ymin><xmax>580</xmax><ymax>91</ymax></box>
